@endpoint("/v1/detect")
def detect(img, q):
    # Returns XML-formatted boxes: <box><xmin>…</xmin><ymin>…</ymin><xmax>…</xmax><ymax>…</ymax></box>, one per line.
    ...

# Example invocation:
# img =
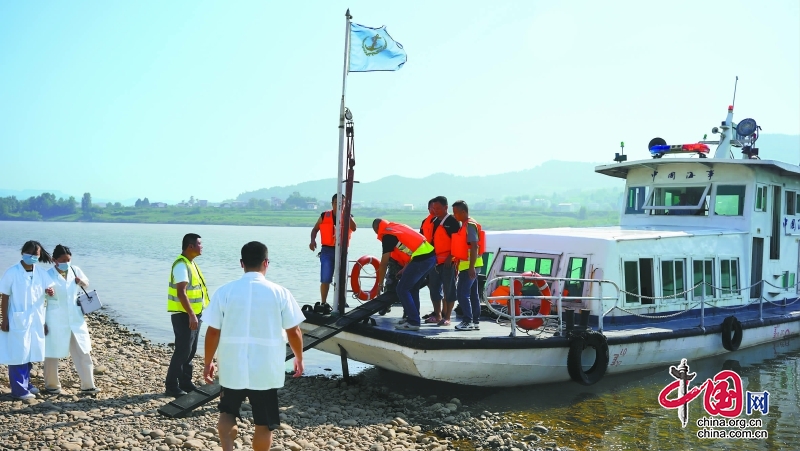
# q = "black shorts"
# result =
<box><xmin>218</xmin><ymin>387</ymin><xmax>280</xmax><ymax>429</ymax></box>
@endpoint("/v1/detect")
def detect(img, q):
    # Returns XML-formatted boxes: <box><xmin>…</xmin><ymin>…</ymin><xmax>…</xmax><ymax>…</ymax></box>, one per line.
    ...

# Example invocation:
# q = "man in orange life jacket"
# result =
<box><xmin>373</xmin><ymin>219</ymin><xmax>436</xmax><ymax>331</ymax></box>
<box><xmin>451</xmin><ymin>200</ymin><xmax>485</xmax><ymax>331</ymax></box>
<box><xmin>420</xmin><ymin>196</ymin><xmax>460</xmax><ymax>325</ymax></box>
<box><xmin>309</xmin><ymin>194</ymin><xmax>357</xmax><ymax>309</ymax></box>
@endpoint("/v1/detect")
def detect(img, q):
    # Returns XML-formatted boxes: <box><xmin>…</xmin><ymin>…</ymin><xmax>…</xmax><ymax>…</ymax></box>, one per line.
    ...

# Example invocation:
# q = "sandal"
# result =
<box><xmin>437</xmin><ymin>319</ymin><xmax>450</xmax><ymax>326</ymax></box>
<box><xmin>425</xmin><ymin>316</ymin><xmax>441</xmax><ymax>324</ymax></box>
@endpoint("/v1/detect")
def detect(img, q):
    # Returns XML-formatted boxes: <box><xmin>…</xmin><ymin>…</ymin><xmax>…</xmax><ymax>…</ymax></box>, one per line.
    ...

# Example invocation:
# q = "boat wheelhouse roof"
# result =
<box><xmin>595</xmin><ymin>158</ymin><xmax>800</xmax><ymax>180</ymax></box>
<box><xmin>487</xmin><ymin>225</ymin><xmax>746</xmax><ymax>244</ymax></box>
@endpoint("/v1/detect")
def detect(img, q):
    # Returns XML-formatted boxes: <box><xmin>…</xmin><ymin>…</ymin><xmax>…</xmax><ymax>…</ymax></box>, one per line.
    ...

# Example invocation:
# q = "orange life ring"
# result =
<box><xmin>350</xmin><ymin>255</ymin><xmax>380</xmax><ymax>301</ymax></box>
<box><xmin>518</xmin><ymin>271</ymin><xmax>552</xmax><ymax>330</ymax></box>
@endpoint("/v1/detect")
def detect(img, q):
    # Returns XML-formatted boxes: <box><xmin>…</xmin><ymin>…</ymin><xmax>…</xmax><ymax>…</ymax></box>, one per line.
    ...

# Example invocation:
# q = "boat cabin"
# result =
<box><xmin>483</xmin><ymin>109</ymin><xmax>800</xmax><ymax>326</ymax></box>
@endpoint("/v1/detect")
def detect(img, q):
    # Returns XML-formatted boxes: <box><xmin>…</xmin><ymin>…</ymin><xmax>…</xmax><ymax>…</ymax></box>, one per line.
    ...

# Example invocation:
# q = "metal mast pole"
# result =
<box><xmin>332</xmin><ymin>9</ymin><xmax>351</xmax><ymax>312</ymax></box>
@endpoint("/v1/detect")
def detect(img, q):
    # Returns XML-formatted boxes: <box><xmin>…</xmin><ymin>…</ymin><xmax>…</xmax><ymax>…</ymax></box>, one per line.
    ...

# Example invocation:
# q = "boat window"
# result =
<box><xmin>692</xmin><ymin>259</ymin><xmax>715</xmax><ymax>298</ymax></box>
<box><xmin>714</xmin><ymin>185</ymin><xmax>746</xmax><ymax>216</ymax></box>
<box><xmin>755</xmin><ymin>185</ymin><xmax>768</xmax><ymax>212</ymax></box>
<box><xmin>479</xmin><ymin>252</ymin><xmax>494</xmax><ymax>276</ymax></box>
<box><xmin>720</xmin><ymin>258</ymin><xmax>740</xmax><ymax>296</ymax></box>
<box><xmin>625</xmin><ymin>186</ymin><xmax>647</xmax><ymax>214</ymax></box>
<box><xmin>787</xmin><ymin>191</ymin><xmax>796</xmax><ymax>215</ymax></box>
<box><xmin>501</xmin><ymin>255</ymin><xmax>553</xmax><ymax>276</ymax></box>
<box><xmin>623</xmin><ymin>258</ymin><xmax>655</xmax><ymax>304</ymax></box>
<box><xmin>661</xmin><ymin>259</ymin><xmax>686</xmax><ymax>300</ymax></box>
<box><xmin>563</xmin><ymin>257</ymin><xmax>587</xmax><ymax>296</ymax></box>
<box><xmin>643</xmin><ymin>185</ymin><xmax>710</xmax><ymax>216</ymax></box>
<box><xmin>783</xmin><ymin>271</ymin><xmax>796</xmax><ymax>290</ymax></box>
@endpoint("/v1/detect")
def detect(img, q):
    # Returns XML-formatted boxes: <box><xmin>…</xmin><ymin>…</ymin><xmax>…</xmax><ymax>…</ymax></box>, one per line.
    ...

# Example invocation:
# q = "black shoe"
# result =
<box><xmin>313</xmin><ymin>302</ymin><xmax>323</xmax><ymax>313</ymax></box>
<box><xmin>165</xmin><ymin>388</ymin><xmax>187</xmax><ymax>397</ymax></box>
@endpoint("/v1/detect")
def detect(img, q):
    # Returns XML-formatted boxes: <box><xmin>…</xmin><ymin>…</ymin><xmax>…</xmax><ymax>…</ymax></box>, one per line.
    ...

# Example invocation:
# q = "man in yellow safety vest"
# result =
<box><xmin>165</xmin><ymin>233</ymin><xmax>209</xmax><ymax>397</ymax></box>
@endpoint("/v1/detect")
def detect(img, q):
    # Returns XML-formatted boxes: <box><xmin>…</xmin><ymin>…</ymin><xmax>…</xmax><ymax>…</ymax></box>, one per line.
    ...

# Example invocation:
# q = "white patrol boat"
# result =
<box><xmin>301</xmin><ymin>104</ymin><xmax>800</xmax><ymax>387</ymax></box>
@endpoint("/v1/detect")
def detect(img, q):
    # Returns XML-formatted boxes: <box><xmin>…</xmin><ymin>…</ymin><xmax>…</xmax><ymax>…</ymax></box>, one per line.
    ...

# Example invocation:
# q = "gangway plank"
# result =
<box><xmin>157</xmin><ymin>296</ymin><xmax>394</xmax><ymax>418</ymax></box>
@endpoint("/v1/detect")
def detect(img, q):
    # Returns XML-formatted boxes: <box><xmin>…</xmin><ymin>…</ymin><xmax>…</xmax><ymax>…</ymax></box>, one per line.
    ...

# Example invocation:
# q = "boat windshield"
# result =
<box><xmin>643</xmin><ymin>185</ymin><xmax>710</xmax><ymax>216</ymax></box>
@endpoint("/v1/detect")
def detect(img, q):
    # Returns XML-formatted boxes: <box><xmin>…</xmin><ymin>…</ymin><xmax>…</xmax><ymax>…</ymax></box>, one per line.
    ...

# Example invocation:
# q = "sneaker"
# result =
<box><xmin>397</xmin><ymin>318</ymin><xmax>408</xmax><ymax>325</ymax></box>
<box><xmin>28</xmin><ymin>387</ymin><xmax>40</xmax><ymax>395</ymax></box>
<box><xmin>81</xmin><ymin>387</ymin><xmax>101</xmax><ymax>395</ymax></box>
<box><xmin>13</xmin><ymin>393</ymin><xmax>36</xmax><ymax>400</ymax></box>
<box><xmin>45</xmin><ymin>387</ymin><xmax>62</xmax><ymax>395</ymax></box>
<box><xmin>473</xmin><ymin>322</ymin><xmax>480</xmax><ymax>330</ymax></box>
<box><xmin>395</xmin><ymin>323</ymin><xmax>420</xmax><ymax>331</ymax></box>
<box><xmin>455</xmin><ymin>321</ymin><xmax>475</xmax><ymax>331</ymax></box>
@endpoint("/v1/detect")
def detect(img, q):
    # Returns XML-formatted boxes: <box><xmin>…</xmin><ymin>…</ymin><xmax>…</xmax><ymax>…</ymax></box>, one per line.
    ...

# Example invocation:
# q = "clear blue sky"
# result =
<box><xmin>1</xmin><ymin>0</ymin><xmax>798</xmax><ymax>203</ymax></box>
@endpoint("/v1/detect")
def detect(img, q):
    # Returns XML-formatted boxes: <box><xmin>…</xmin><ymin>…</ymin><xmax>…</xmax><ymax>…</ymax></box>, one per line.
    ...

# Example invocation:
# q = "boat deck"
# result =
<box><xmin>303</xmin><ymin>297</ymin><xmax>800</xmax><ymax>347</ymax></box>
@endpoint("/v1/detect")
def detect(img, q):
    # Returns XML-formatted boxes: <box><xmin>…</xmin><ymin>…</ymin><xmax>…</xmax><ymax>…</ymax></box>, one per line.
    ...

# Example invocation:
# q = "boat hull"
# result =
<box><xmin>300</xmin><ymin>311</ymin><xmax>800</xmax><ymax>387</ymax></box>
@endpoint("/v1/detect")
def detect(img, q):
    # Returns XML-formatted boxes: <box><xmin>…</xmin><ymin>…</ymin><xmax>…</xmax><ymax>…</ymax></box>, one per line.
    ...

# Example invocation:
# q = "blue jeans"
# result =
<box><xmin>319</xmin><ymin>246</ymin><xmax>335</xmax><ymax>283</ymax></box>
<box><xmin>457</xmin><ymin>269</ymin><xmax>481</xmax><ymax>323</ymax></box>
<box><xmin>396</xmin><ymin>256</ymin><xmax>436</xmax><ymax>326</ymax></box>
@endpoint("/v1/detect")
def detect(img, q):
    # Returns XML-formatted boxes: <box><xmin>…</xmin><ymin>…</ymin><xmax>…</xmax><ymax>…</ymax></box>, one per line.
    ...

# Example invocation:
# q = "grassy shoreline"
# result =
<box><xmin>1</xmin><ymin>208</ymin><xmax>619</xmax><ymax>230</ymax></box>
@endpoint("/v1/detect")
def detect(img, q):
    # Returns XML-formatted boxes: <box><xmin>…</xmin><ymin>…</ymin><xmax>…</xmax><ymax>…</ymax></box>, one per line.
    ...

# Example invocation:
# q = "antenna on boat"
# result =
<box><xmin>614</xmin><ymin>141</ymin><xmax>627</xmax><ymax>163</ymax></box>
<box><xmin>731</xmin><ymin>76</ymin><xmax>739</xmax><ymax>109</ymax></box>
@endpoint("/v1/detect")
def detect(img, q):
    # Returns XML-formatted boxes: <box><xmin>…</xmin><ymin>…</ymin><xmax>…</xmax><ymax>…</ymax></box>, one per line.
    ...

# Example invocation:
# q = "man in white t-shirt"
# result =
<box><xmin>203</xmin><ymin>241</ymin><xmax>305</xmax><ymax>451</ymax></box>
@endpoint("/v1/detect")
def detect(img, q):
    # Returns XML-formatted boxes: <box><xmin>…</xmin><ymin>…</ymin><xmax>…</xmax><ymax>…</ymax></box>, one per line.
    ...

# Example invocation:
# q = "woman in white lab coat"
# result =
<box><xmin>44</xmin><ymin>244</ymin><xmax>99</xmax><ymax>395</ymax></box>
<box><xmin>0</xmin><ymin>240</ymin><xmax>55</xmax><ymax>399</ymax></box>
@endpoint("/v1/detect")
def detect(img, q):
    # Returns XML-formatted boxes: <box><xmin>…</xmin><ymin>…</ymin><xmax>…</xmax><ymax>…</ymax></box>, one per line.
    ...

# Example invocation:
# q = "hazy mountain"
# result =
<box><xmin>237</xmin><ymin>160</ymin><xmax>624</xmax><ymax>207</ymax></box>
<box><xmin>752</xmin><ymin>133</ymin><xmax>800</xmax><ymax>163</ymax></box>
<box><xmin>237</xmin><ymin>134</ymin><xmax>800</xmax><ymax>208</ymax></box>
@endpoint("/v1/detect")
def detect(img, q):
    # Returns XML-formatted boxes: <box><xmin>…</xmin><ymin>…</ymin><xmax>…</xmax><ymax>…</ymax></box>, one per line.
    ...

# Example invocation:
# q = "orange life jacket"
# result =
<box><xmin>451</xmin><ymin>218</ymin><xmax>486</xmax><ymax>261</ymax></box>
<box><xmin>376</xmin><ymin>220</ymin><xmax>434</xmax><ymax>265</ymax></box>
<box><xmin>432</xmin><ymin>214</ymin><xmax>454</xmax><ymax>264</ymax></box>
<box><xmin>421</xmin><ymin>214</ymin><xmax>435</xmax><ymax>242</ymax></box>
<box><xmin>320</xmin><ymin>210</ymin><xmax>352</xmax><ymax>247</ymax></box>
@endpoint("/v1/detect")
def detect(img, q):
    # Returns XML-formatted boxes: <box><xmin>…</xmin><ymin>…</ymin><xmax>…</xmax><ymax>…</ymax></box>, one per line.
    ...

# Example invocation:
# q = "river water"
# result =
<box><xmin>1</xmin><ymin>221</ymin><xmax>798</xmax><ymax>450</ymax></box>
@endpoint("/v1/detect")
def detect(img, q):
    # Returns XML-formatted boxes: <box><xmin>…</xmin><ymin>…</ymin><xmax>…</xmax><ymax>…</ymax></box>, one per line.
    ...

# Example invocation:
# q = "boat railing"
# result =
<box><xmin>483</xmin><ymin>274</ymin><xmax>620</xmax><ymax>337</ymax></box>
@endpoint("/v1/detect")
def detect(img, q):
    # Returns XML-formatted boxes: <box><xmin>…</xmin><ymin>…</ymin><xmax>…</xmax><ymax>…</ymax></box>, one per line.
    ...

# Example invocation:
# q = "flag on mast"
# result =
<box><xmin>349</xmin><ymin>23</ymin><xmax>407</xmax><ymax>72</ymax></box>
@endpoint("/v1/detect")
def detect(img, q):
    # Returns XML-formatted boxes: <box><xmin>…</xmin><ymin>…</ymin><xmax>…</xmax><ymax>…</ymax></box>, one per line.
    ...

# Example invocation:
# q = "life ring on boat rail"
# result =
<box><xmin>567</xmin><ymin>331</ymin><xmax>610</xmax><ymax>386</ymax></box>
<box><xmin>350</xmin><ymin>255</ymin><xmax>380</xmax><ymax>301</ymax></box>
<box><xmin>721</xmin><ymin>316</ymin><xmax>743</xmax><ymax>352</ymax></box>
<box><xmin>518</xmin><ymin>272</ymin><xmax>552</xmax><ymax>331</ymax></box>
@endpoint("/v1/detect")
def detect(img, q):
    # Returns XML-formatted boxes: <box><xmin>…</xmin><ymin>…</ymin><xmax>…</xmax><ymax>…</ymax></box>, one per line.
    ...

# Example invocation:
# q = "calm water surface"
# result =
<box><xmin>1</xmin><ymin>221</ymin><xmax>798</xmax><ymax>450</ymax></box>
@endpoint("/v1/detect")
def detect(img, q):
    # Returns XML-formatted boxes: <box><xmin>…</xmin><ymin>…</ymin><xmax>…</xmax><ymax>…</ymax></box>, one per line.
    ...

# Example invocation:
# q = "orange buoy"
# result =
<box><xmin>350</xmin><ymin>255</ymin><xmax>380</xmax><ymax>301</ymax></box>
<box><xmin>489</xmin><ymin>280</ymin><xmax>523</xmax><ymax>316</ymax></box>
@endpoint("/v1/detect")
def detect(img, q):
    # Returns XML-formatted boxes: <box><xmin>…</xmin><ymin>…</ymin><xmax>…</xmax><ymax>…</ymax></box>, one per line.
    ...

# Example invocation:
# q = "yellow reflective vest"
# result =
<box><xmin>167</xmin><ymin>255</ymin><xmax>209</xmax><ymax>314</ymax></box>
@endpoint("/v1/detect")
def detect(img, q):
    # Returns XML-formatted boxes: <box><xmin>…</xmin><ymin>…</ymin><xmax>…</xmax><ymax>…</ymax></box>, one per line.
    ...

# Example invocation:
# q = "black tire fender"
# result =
<box><xmin>567</xmin><ymin>331</ymin><xmax>610</xmax><ymax>386</ymax></box>
<box><xmin>721</xmin><ymin>316</ymin><xmax>743</xmax><ymax>351</ymax></box>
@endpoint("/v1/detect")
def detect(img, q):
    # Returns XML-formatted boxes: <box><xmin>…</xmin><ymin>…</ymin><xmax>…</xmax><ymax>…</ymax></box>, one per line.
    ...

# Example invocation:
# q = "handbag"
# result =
<box><xmin>72</xmin><ymin>267</ymin><xmax>103</xmax><ymax>314</ymax></box>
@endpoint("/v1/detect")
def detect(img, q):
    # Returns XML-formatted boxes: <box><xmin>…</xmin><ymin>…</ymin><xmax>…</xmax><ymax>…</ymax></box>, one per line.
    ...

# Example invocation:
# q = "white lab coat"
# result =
<box><xmin>0</xmin><ymin>263</ymin><xmax>54</xmax><ymax>365</ymax></box>
<box><xmin>45</xmin><ymin>266</ymin><xmax>92</xmax><ymax>358</ymax></box>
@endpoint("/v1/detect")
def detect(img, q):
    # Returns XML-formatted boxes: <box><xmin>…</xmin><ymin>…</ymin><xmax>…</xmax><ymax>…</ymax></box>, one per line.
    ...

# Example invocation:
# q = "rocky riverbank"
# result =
<box><xmin>0</xmin><ymin>313</ymin><xmax>570</xmax><ymax>451</ymax></box>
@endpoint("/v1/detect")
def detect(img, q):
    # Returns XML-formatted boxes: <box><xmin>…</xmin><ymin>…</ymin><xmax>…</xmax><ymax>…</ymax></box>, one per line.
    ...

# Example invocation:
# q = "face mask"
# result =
<box><xmin>57</xmin><ymin>262</ymin><xmax>70</xmax><ymax>271</ymax></box>
<box><xmin>22</xmin><ymin>254</ymin><xmax>39</xmax><ymax>265</ymax></box>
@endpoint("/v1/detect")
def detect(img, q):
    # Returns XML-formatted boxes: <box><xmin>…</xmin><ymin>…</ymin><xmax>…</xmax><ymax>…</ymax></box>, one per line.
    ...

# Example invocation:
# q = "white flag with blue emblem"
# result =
<box><xmin>349</xmin><ymin>23</ymin><xmax>407</xmax><ymax>72</ymax></box>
